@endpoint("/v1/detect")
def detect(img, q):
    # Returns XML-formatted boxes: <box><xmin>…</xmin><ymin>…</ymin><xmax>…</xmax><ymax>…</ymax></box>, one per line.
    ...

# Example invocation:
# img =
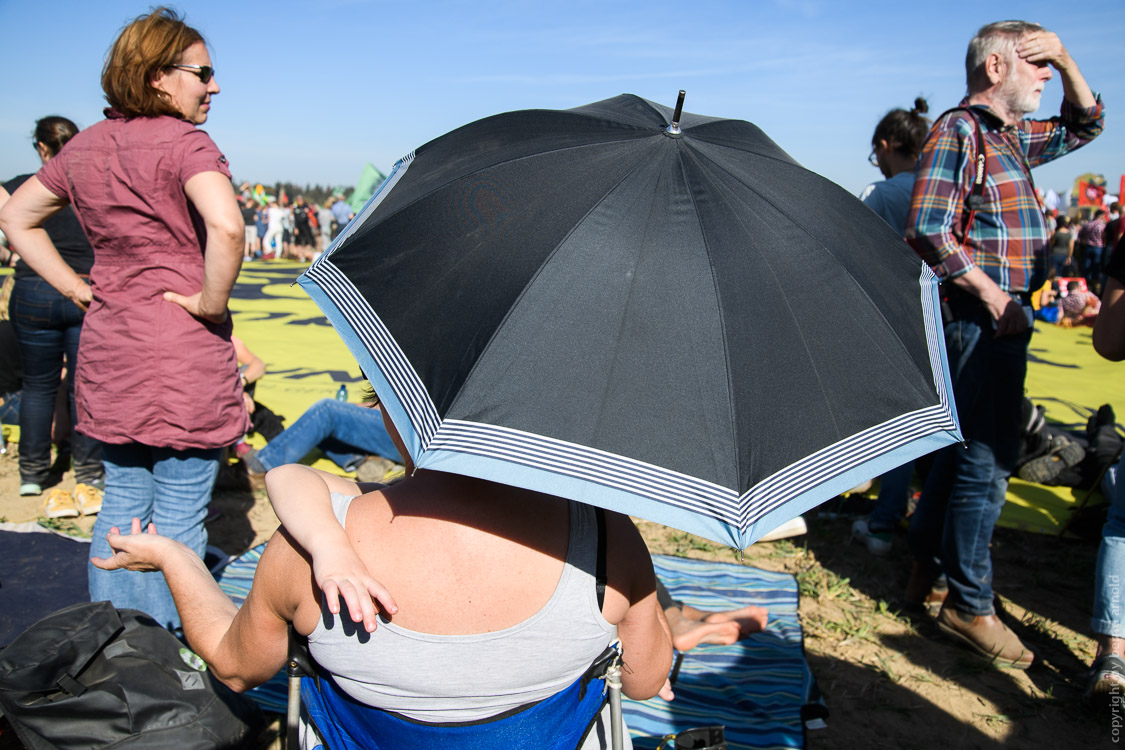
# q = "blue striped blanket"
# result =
<box><xmin>216</xmin><ymin>549</ymin><xmax>824</xmax><ymax>749</ymax></box>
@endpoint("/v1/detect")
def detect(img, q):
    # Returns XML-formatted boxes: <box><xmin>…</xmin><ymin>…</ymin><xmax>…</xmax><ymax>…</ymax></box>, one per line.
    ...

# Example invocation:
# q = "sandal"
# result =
<box><xmin>43</xmin><ymin>489</ymin><xmax>79</xmax><ymax>519</ymax></box>
<box><xmin>1087</xmin><ymin>653</ymin><xmax>1125</xmax><ymax>699</ymax></box>
<box><xmin>73</xmin><ymin>483</ymin><xmax>103</xmax><ymax>516</ymax></box>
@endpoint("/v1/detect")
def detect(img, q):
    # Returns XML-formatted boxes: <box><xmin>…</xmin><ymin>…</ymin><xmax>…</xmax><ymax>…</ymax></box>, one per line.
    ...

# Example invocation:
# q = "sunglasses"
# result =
<box><xmin>164</xmin><ymin>64</ymin><xmax>215</xmax><ymax>84</ymax></box>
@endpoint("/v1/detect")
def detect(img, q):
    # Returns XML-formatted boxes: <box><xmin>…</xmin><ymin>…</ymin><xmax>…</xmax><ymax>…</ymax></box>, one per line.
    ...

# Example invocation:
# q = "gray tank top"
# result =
<box><xmin>307</xmin><ymin>493</ymin><xmax>617</xmax><ymax>723</ymax></box>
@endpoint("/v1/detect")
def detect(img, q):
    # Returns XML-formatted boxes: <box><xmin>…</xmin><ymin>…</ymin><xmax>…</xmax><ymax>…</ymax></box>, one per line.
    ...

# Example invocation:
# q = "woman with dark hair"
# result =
<box><xmin>852</xmin><ymin>97</ymin><xmax>931</xmax><ymax>555</ymax></box>
<box><xmin>0</xmin><ymin>7</ymin><xmax>247</xmax><ymax>630</ymax></box>
<box><xmin>1050</xmin><ymin>215</ymin><xmax>1076</xmax><ymax>275</ymax></box>
<box><xmin>2</xmin><ymin>116</ymin><xmax>104</xmax><ymax>506</ymax></box>
<box><xmin>859</xmin><ymin>97</ymin><xmax>931</xmax><ymax>236</ymax></box>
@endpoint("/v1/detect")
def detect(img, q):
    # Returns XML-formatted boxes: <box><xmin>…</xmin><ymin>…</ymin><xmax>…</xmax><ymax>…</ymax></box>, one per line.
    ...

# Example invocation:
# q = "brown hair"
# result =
<box><xmin>33</xmin><ymin>116</ymin><xmax>80</xmax><ymax>157</ymax></box>
<box><xmin>872</xmin><ymin>97</ymin><xmax>931</xmax><ymax>160</ymax></box>
<box><xmin>100</xmin><ymin>6</ymin><xmax>206</xmax><ymax>118</ymax></box>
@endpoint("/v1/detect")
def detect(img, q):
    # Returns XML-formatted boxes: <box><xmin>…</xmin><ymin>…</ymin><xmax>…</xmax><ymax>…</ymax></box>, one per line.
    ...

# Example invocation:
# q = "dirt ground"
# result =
<box><xmin>0</xmin><ymin>440</ymin><xmax>1115</xmax><ymax>749</ymax></box>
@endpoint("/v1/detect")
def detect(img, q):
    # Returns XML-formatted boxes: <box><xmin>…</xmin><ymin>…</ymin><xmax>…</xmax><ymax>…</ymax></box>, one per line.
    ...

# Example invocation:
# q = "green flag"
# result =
<box><xmin>348</xmin><ymin>163</ymin><xmax>387</xmax><ymax>213</ymax></box>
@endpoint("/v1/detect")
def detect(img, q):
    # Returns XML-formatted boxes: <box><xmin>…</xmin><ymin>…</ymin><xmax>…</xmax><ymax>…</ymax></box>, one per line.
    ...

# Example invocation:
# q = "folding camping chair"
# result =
<box><xmin>282</xmin><ymin>626</ymin><xmax>629</xmax><ymax>750</ymax></box>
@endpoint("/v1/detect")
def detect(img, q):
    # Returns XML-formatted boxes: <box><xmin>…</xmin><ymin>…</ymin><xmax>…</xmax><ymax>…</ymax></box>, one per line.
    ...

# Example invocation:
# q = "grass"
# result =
<box><xmin>38</xmin><ymin>515</ymin><xmax>89</xmax><ymax>537</ymax></box>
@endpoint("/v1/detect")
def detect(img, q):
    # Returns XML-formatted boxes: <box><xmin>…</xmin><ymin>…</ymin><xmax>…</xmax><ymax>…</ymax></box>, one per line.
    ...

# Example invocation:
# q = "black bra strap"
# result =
<box><xmin>595</xmin><ymin>507</ymin><xmax>607</xmax><ymax>610</ymax></box>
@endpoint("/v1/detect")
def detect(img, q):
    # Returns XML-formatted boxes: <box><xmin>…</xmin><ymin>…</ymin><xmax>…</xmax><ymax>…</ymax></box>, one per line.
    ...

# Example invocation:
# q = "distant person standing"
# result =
<box><xmin>904</xmin><ymin>20</ymin><xmax>1102</xmax><ymax>669</ymax></box>
<box><xmin>1048</xmin><ymin>215</ymin><xmax>1076</xmax><ymax>275</ymax></box>
<box><xmin>239</xmin><ymin>196</ymin><xmax>258</xmax><ymax>260</ymax></box>
<box><xmin>2</xmin><ymin>116</ymin><xmax>104</xmax><ymax>500</ymax></box>
<box><xmin>262</xmin><ymin>199</ymin><xmax>284</xmax><ymax>259</ymax></box>
<box><xmin>1079</xmin><ymin>209</ymin><xmax>1108</xmax><ymax>292</ymax></box>
<box><xmin>318</xmin><ymin>198</ymin><xmax>335</xmax><ymax>252</ymax></box>
<box><xmin>331</xmin><ymin>194</ymin><xmax>354</xmax><ymax>238</ymax></box>
<box><xmin>851</xmin><ymin>98</ymin><xmax>931</xmax><ymax>555</ymax></box>
<box><xmin>0</xmin><ymin>7</ymin><xmax>248</xmax><ymax>631</ymax></box>
<box><xmin>859</xmin><ymin>97</ymin><xmax>931</xmax><ymax>235</ymax></box>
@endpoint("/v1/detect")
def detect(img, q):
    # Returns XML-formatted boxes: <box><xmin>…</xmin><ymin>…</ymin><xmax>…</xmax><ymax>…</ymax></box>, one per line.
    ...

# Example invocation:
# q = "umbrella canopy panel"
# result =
<box><xmin>308</xmin><ymin>94</ymin><xmax>959</xmax><ymax>547</ymax></box>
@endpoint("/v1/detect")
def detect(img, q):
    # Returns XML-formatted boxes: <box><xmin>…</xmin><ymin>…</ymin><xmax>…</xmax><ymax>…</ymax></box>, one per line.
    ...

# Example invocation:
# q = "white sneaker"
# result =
<box><xmin>851</xmin><ymin>518</ymin><xmax>892</xmax><ymax>556</ymax></box>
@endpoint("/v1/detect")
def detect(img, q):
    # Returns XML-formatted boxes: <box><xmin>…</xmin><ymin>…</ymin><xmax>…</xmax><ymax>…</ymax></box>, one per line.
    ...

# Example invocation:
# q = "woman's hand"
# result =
<box><xmin>311</xmin><ymin>544</ymin><xmax>398</xmax><ymax>633</ymax></box>
<box><xmin>163</xmin><ymin>289</ymin><xmax>229</xmax><ymax>324</ymax></box>
<box><xmin>69</xmin><ymin>279</ymin><xmax>93</xmax><ymax>312</ymax></box>
<box><xmin>90</xmin><ymin>517</ymin><xmax>181</xmax><ymax>573</ymax></box>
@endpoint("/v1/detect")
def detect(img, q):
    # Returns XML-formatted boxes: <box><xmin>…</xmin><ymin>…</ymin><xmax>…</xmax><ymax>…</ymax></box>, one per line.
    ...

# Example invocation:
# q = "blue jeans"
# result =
<box><xmin>1085</xmin><ymin>245</ymin><xmax>1104</xmax><ymax>286</ymax></box>
<box><xmin>88</xmin><ymin>443</ymin><xmax>221</xmax><ymax>630</ymax></box>
<box><xmin>869</xmin><ymin>460</ymin><xmax>915</xmax><ymax>531</ymax></box>
<box><xmin>257</xmin><ymin>399</ymin><xmax>402</xmax><ymax>472</ymax></box>
<box><xmin>1093</xmin><ymin>450</ymin><xmax>1125</xmax><ymax>638</ymax></box>
<box><xmin>0</xmin><ymin>391</ymin><xmax>19</xmax><ymax>425</ymax></box>
<box><xmin>9</xmin><ymin>276</ymin><xmax>103</xmax><ymax>485</ymax></box>
<box><xmin>908</xmin><ymin>304</ymin><xmax>1031</xmax><ymax>616</ymax></box>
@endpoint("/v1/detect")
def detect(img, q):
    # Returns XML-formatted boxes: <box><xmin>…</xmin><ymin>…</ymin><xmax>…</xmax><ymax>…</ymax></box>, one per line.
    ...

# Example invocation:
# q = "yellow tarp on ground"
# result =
<box><xmin>226</xmin><ymin>261</ymin><xmax>363</xmax><ymax>474</ymax></box>
<box><xmin>1003</xmin><ymin>322</ymin><xmax>1121</xmax><ymax>533</ymax></box>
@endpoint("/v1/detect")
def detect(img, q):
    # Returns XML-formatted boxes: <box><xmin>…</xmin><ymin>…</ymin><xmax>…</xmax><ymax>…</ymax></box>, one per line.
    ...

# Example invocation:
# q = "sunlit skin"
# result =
<box><xmin>150</xmin><ymin>41</ymin><xmax>219</xmax><ymax>124</ymax></box>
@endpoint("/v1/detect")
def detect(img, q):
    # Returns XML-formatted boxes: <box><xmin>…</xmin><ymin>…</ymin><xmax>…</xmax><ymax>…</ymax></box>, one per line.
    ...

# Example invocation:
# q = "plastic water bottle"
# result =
<box><xmin>336</xmin><ymin>384</ymin><xmax>348</xmax><ymax>402</ymax></box>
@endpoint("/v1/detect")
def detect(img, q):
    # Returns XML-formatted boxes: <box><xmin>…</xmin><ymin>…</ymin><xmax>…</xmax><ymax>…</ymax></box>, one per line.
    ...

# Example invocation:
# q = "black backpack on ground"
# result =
<box><xmin>0</xmin><ymin>602</ymin><xmax>265</xmax><ymax>749</ymax></box>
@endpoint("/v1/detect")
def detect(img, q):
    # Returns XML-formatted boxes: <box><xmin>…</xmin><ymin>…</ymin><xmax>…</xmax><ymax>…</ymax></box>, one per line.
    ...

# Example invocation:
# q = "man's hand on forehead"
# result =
<box><xmin>1016</xmin><ymin>31</ymin><xmax>1070</xmax><ymax>69</ymax></box>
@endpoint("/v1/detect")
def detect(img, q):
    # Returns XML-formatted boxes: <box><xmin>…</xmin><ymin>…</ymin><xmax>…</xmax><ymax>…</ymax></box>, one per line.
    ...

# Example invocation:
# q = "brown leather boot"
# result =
<box><xmin>936</xmin><ymin>605</ymin><xmax>1034</xmax><ymax>669</ymax></box>
<box><xmin>904</xmin><ymin>562</ymin><xmax>947</xmax><ymax>616</ymax></box>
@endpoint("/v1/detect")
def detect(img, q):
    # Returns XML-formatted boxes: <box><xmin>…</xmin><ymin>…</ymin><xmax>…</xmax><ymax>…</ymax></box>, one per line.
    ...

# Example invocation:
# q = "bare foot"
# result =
<box><xmin>701</xmin><ymin>605</ymin><xmax>769</xmax><ymax>637</ymax></box>
<box><xmin>667</xmin><ymin>608</ymin><xmax>742</xmax><ymax>651</ymax></box>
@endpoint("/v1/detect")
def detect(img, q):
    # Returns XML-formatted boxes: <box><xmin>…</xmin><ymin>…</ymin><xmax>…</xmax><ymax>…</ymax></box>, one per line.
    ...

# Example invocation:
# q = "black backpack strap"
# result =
<box><xmin>935</xmin><ymin>106</ymin><xmax>988</xmax><ymax>220</ymax></box>
<box><xmin>595</xmin><ymin>507</ymin><xmax>607</xmax><ymax>611</ymax></box>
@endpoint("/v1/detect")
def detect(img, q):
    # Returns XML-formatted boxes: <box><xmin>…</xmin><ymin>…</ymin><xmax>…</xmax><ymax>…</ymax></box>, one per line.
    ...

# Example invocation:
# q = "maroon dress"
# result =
<box><xmin>36</xmin><ymin>110</ymin><xmax>248</xmax><ymax>450</ymax></box>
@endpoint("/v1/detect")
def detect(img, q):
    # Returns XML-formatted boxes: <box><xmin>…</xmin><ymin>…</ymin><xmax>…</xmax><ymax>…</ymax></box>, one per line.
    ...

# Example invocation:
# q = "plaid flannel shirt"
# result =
<box><xmin>906</xmin><ymin>96</ymin><xmax>1104</xmax><ymax>292</ymax></box>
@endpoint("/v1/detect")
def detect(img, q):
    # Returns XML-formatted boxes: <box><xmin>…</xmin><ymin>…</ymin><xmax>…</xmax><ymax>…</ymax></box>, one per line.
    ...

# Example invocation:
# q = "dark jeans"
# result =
<box><xmin>9</xmin><ymin>276</ymin><xmax>103</xmax><ymax>485</ymax></box>
<box><xmin>908</xmin><ymin>302</ymin><xmax>1031</xmax><ymax>615</ymax></box>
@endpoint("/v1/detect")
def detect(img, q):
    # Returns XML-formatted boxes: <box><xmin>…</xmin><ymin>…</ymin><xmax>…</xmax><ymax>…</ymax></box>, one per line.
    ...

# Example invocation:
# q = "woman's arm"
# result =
<box><xmin>231</xmin><ymin>334</ymin><xmax>266</xmax><ymax>384</ymax></box>
<box><xmin>0</xmin><ymin>178</ymin><xmax>92</xmax><ymax>307</ymax></box>
<box><xmin>92</xmin><ymin>518</ymin><xmax>308</xmax><ymax>692</ymax></box>
<box><xmin>265</xmin><ymin>464</ymin><xmax>396</xmax><ymax>632</ymax></box>
<box><xmin>163</xmin><ymin>172</ymin><xmax>243</xmax><ymax>323</ymax></box>
<box><xmin>604</xmin><ymin>512</ymin><xmax>674</xmax><ymax>700</ymax></box>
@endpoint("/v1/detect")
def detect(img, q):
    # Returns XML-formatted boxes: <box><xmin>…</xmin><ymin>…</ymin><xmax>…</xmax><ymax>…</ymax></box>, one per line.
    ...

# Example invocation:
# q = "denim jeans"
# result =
<box><xmin>88</xmin><ymin>443</ymin><xmax>221</xmax><ymax>630</ymax></box>
<box><xmin>9</xmin><ymin>276</ymin><xmax>103</xmax><ymax>485</ymax></box>
<box><xmin>1093</xmin><ymin>450</ymin><xmax>1125</xmax><ymax>638</ymax></box>
<box><xmin>257</xmin><ymin>399</ymin><xmax>402</xmax><ymax>472</ymax></box>
<box><xmin>0</xmin><ymin>391</ymin><xmax>19</xmax><ymax>425</ymax></box>
<box><xmin>1085</xmin><ymin>245</ymin><xmax>1104</xmax><ymax>287</ymax></box>
<box><xmin>908</xmin><ymin>303</ymin><xmax>1031</xmax><ymax>616</ymax></box>
<box><xmin>869</xmin><ymin>460</ymin><xmax>915</xmax><ymax>531</ymax></box>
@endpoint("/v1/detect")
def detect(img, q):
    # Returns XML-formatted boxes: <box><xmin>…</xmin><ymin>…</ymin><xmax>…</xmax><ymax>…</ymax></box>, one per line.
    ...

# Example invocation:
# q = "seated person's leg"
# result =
<box><xmin>656</xmin><ymin>578</ymin><xmax>768</xmax><ymax>652</ymax></box>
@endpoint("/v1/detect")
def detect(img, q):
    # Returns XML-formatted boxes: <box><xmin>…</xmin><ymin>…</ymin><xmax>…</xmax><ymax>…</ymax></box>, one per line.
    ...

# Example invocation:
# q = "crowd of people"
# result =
<box><xmin>0</xmin><ymin>8</ymin><xmax>1121</xmax><ymax>746</ymax></box>
<box><xmin>238</xmin><ymin>190</ymin><xmax>354</xmax><ymax>263</ymax></box>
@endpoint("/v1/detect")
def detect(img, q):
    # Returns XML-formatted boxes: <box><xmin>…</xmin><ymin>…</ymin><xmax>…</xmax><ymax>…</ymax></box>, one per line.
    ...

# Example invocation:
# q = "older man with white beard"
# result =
<box><xmin>904</xmin><ymin>20</ymin><xmax>1102</xmax><ymax>669</ymax></box>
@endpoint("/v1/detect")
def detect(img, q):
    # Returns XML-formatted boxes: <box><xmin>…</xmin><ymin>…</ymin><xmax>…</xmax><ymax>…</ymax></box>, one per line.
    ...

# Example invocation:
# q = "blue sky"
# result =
<box><xmin>1</xmin><ymin>1</ymin><xmax>1121</xmax><ymax>199</ymax></box>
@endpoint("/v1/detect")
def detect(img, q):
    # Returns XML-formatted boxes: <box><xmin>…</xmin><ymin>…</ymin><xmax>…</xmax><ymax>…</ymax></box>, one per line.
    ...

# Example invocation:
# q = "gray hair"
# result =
<box><xmin>965</xmin><ymin>20</ymin><xmax>1043</xmax><ymax>93</ymax></box>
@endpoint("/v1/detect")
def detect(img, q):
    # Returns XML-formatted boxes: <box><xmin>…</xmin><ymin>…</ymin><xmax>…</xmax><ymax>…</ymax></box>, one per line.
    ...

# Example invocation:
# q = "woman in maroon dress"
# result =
<box><xmin>0</xmin><ymin>8</ymin><xmax>246</xmax><ymax>630</ymax></box>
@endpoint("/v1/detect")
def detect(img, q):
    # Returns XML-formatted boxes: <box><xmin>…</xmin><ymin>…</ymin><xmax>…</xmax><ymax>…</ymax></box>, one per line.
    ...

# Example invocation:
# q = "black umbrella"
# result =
<box><xmin>298</xmin><ymin>92</ymin><xmax>959</xmax><ymax>548</ymax></box>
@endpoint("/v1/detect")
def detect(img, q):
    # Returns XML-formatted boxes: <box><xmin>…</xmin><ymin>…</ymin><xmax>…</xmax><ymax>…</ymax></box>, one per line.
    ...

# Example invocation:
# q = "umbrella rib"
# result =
<box><xmin>451</xmin><ymin>147</ymin><xmax>664</xmax><ymax>417</ymax></box>
<box><xmin>671</xmin><ymin>146</ymin><xmax>744</xmax><ymax>502</ymax></box>
<box><xmin>684</xmin><ymin>142</ymin><xmax>929</xmax><ymax>397</ymax></box>
<box><xmin>680</xmin><ymin>147</ymin><xmax>847</xmax><ymax>446</ymax></box>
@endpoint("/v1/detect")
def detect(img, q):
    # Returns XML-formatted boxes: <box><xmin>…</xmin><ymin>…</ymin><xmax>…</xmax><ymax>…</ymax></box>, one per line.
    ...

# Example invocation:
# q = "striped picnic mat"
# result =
<box><xmin>628</xmin><ymin>555</ymin><xmax>824</xmax><ymax>749</ymax></box>
<box><xmin>216</xmin><ymin>548</ymin><xmax>824</xmax><ymax>748</ymax></box>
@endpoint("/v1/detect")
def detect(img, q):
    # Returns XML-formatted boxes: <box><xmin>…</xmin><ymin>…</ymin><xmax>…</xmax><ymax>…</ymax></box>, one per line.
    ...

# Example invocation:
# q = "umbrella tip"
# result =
<box><xmin>664</xmin><ymin>90</ymin><xmax>686</xmax><ymax>137</ymax></box>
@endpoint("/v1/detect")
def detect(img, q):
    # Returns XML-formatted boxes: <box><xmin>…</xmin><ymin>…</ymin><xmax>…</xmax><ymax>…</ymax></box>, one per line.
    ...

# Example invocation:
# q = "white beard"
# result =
<box><xmin>998</xmin><ymin>77</ymin><xmax>1042</xmax><ymax>118</ymax></box>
